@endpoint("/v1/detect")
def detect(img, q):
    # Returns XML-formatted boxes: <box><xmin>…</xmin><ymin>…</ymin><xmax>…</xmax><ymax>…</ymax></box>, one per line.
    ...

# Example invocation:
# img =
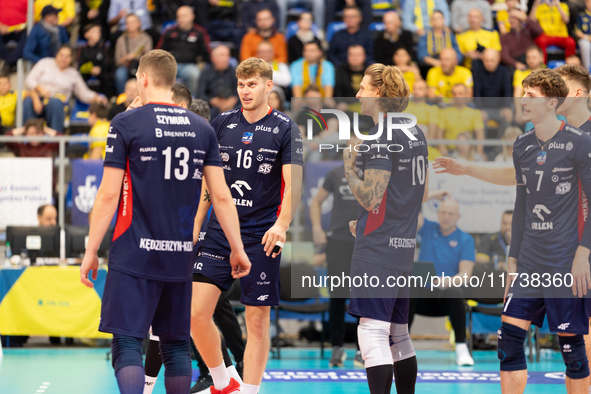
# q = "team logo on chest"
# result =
<box><xmin>242</xmin><ymin>132</ymin><xmax>253</xmax><ymax>144</ymax></box>
<box><xmin>537</xmin><ymin>151</ymin><xmax>547</xmax><ymax>165</ymax></box>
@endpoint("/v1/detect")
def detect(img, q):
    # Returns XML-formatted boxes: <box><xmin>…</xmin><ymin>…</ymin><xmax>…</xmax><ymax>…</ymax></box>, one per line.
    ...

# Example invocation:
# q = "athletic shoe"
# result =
<box><xmin>190</xmin><ymin>374</ymin><xmax>213</xmax><ymax>393</ymax></box>
<box><xmin>209</xmin><ymin>378</ymin><xmax>240</xmax><ymax>394</ymax></box>
<box><xmin>353</xmin><ymin>350</ymin><xmax>364</xmax><ymax>368</ymax></box>
<box><xmin>455</xmin><ymin>343</ymin><xmax>475</xmax><ymax>366</ymax></box>
<box><xmin>329</xmin><ymin>346</ymin><xmax>347</xmax><ymax>367</ymax></box>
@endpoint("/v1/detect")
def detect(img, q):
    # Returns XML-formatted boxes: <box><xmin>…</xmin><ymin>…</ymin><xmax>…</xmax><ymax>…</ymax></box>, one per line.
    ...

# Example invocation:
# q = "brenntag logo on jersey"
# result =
<box><xmin>303</xmin><ymin>107</ymin><xmax>418</xmax><ymax>153</ymax></box>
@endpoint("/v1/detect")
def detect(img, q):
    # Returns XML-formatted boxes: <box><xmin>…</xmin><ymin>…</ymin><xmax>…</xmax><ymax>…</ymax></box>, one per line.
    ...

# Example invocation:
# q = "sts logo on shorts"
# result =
<box><xmin>242</xmin><ymin>132</ymin><xmax>253</xmax><ymax>144</ymax></box>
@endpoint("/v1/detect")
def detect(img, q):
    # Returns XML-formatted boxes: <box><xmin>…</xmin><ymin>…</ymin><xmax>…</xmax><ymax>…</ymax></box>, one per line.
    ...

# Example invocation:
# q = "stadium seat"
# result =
<box><xmin>546</xmin><ymin>60</ymin><xmax>565</xmax><ymax>69</ymax></box>
<box><xmin>325</xmin><ymin>21</ymin><xmax>346</xmax><ymax>42</ymax></box>
<box><xmin>273</xmin><ymin>263</ymin><xmax>329</xmax><ymax>359</ymax></box>
<box><xmin>369</xmin><ymin>22</ymin><xmax>384</xmax><ymax>32</ymax></box>
<box><xmin>160</xmin><ymin>20</ymin><xmax>176</xmax><ymax>34</ymax></box>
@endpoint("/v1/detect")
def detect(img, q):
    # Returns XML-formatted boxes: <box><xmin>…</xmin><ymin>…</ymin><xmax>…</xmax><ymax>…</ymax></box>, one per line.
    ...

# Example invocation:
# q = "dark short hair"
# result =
<box><xmin>37</xmin><ymin>204</ymin><xmax>54</xmax><ymax>216</ymax></box>
<box><xmin>171</xmin><ymin>83</ymin><xmax>192</xmax><ymax>108</ymax></box>
<box><xmin>190</xmin><ymin>99</ymin><xmax>211</xmax><ymax>121</ymax></box>
<box><xmin>88</xmin><ymin>103</ymin><xmax>108</xmax><ymax>119</ymax></box>
<box><xmin>503</xmin><ymin>210</ymin><xmax>513</xmax><ymax>216</ymax></box>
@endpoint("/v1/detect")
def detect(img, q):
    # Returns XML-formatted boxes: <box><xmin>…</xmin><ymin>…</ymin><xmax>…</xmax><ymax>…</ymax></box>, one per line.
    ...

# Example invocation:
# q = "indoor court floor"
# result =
<box><xmin>0</xmin><ymin>347</ymin><xmax>572</xmax><ymax>393</ymax></box>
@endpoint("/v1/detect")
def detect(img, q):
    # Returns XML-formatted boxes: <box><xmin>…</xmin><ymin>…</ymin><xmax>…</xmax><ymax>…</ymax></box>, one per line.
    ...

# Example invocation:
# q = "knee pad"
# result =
<box><xmin>159</xmin><ymin>338</ymin><xmax>192</xmax><ymax>377</ymax></box>
<box><xmin>390</xmin><ymin>323</ymin><xmax>415</xmax><ymax>362</ymax></box>
<box><xmin>559</xmin><ymin>335</ymin><xmax>590</xmax><ymax>380</ymax></box>
<box><xmin>111</xmin><ymin>335</ymin><xmax>144</xmax><ymax>373</ymax></box>
<box><xmin>497</xmin><ymin>322</ymin><xmax>527</xmax><ymax>372</ymax></box>
<box><xmin>357</xmin><ymin>318</ymin><xmax>393</xmax><ymax>368</ymax></box>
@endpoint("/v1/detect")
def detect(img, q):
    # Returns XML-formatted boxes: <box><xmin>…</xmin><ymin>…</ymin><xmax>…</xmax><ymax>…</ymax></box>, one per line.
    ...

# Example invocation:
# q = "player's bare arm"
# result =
<box><xmin>80</xmin><ymin>167</ymin><xmax>125</xmax><ymax>288</ymax></box>
<box><xmin>433</xmin><ymin>156</ymin><xmax>517</xmax><ymax>186</ymax></box>
<box><xmin>262</xmin><ymin>164</ymin><xmax>303</xmax><ymax>258</ymax></box>
<box><xmin>310</xmin><ymin>186</ymin><xmax>330</xmax><ymax>245</ymax></box>
<box><xmin>204</xmin><ymin>165</ymin><xmax>251</xmax><ymax>278</ymax></box>
<box><xmin>193</xmin><ymin>177</ymin><xmax>212</xmax><ymax>244</ymax></box>
<box><xmin>343</xmin><ymin>140</ymin><xmax>391</xmax><ymax>212</ymax></box>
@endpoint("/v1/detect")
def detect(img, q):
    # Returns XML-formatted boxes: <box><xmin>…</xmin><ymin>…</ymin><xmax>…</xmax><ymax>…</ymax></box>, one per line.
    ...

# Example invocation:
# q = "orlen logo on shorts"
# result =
<box><xmin>303</xmin><ymin>108</ymin><xmax>417</xmax><ymax>153</ymax></box>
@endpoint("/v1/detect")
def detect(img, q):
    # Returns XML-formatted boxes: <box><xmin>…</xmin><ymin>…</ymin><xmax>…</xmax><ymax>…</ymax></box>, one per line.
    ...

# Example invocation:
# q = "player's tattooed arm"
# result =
<box><xmin>344</xmin><ymin>163</ymin><xmax>391</xmax><ymax>212</ymax></box>
<box><xmin>193</xmin><ymin>177</ymin><xmax>212</xmax><ymax>244</ymax></box>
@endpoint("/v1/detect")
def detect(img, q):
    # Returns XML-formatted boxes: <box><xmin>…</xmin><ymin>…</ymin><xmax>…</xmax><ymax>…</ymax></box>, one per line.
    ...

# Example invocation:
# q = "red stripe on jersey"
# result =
<box><xmin>277</xmin><ymin>175</ymin><xmax>285</xmax><ymax>217</ymax></box>
<box><xmin>146</xmin><ymin>102</ymin><xmax>181</xmax><ymax>107</ymax></box>
<box><xmin>113</xmin><ymin>160</ymin><xmax>133</xmax><ymax>242</ymax></box>
<box><xmin>364</xmin><ymin>190</ymin><xmax>387</xmax><ymax>236</ymax></box>
<box><xmin>578</xmin><ymin>180</ymin><xmax>588</xmax><ymax>241</ymax></box>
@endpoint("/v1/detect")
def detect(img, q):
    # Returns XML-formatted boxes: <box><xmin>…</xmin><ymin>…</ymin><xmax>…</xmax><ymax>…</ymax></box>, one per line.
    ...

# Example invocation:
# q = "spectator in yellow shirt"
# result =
<box><xmin>34</xmin><ymin>0</ymin><xmax>76</xmax><ymax>28</ymax></box>
<box><xmin>530</xmin><ymin>0</ymin><xmax>575</xmax><ymax>62</ymax></box>
<box><xmin>0</xmin><ymin>74</ymin><xmax>17</xmax><ymax>131</ymax></box>
<box><xmin>409</xmin><ymin>79</ymin><xmax>442</xmax><ymax>161</ymax></box>
<box><xmin>426</xmin><ymin>48</ymin><xmax>473</xmax><ymax>98</ymax></box>
<box><xmin>85</xmin><ymin>103</ymin><xmax>110</xmax><ymax>160</ymax></box>
<box><xmin>513</xmin><ymin>45</ymin><xmax>544</xmax><ymax>97</ymax></box>
<box><xmin>438</xmin><ymin>83</ymin><xmax>485</xmax><ymax>156</ymax></box>
<box><xmin>457</xmin><ymin>9</ymin><xmax>502</xmax><ymax>69</ymax></box>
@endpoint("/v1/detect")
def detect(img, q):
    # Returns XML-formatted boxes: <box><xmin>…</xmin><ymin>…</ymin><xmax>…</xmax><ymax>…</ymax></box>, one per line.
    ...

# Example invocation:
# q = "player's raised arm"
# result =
<box><xmin>204</xmin><ymin>165</ymin><xmax>251</xmax><ymax>278</ymax></box>
<box><xmin>433</xmin><ymin>156</ymin><xmax>517</xmax><ymax>186</ymax></box>
<box><xmin>81</xmin><ymin>167</ymin><xmax>125</xmax><ymax>288</ymax></box>
<box><xmin>262</xmin><ymin>164</ymin><xmax>303</xmax><ymax>258</ymax></box>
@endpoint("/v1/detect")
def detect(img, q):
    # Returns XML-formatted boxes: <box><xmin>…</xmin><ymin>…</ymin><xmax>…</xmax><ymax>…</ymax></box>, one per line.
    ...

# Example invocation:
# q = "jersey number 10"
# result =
<box><xmin>411</xmin><ymin>155</ymin><xmax>426</xmax><ymax>186</ymax></box>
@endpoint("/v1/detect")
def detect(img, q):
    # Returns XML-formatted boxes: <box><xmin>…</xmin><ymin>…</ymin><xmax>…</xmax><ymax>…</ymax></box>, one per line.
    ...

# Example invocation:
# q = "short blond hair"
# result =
<box><xmin>236</xmin><ymin>57</ymin><xmax>273</xmax><ymax>81</ymax></box>
<box><xmin>138</xmin><ymin>49</ymin><xmax>177</xmax><ymax>88</ymax></box>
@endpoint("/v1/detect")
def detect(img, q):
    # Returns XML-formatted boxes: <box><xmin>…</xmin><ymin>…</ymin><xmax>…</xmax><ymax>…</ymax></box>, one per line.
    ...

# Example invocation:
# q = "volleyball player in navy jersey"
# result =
<box><xmin>432</xmin><ymin>64</ymin><xmax>591</xmax><ymax>394</ymax></box>
<box><xmin>496</xmin><ymin>69</ymin><xmax>591</xmax><ymax>394</ymax></box>
<box><xmin>80</xmin><ymin>50</ymin><xmax>250</xmax><ymax>394</ymax></box>
<box><xmin>190</xmin><ymin>58</ymin><xmax>303</xmax><ymax>394</ymax></box>
<box><xmin>344</xmin><ymin>63</ymin><xmax>429</xmax><ymax>394</ymax></box>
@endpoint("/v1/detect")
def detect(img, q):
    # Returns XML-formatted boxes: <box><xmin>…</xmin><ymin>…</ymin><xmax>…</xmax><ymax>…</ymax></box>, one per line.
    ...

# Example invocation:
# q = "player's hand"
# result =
<box><xmin>80</xmin><ymin>253</ymin><xmax>99</xmax><ymax>288</ymax></box>
<box><xmin>126</xmin><ymin>96</ymin><xmax>143</xmax><ymax>111</ymax></box>
<box><xmin>432</xmin><ymin>156</ymin><xmax>467</xmax><ymax>176</ymax></box>
<box><xmin>504</xmin><ymin>257</ymin><xmax>517</xmax><ymax>299</ymax></box>
<box><xmin>230</xmin><ymin>249</ymin><xmax>251</xmax><ymax>279</ymax></box>
<box><xmin>262</xmin><ymin>222</ymin><xmax>287</xmax><ymax>258</ymax></box>
<box><xmin>312</xmin><ymin>225</ymin><xmax>327</xmax><ymax>245</ymax></box>
<box><xmin>349</xmin><ymin>220</ymin><xmax>357</xmax><ymax>238</ymax></box>
<box><xmin>571</xmin><ymin>246</ymin><xmax>591</xmax><ymax>297</ymax></box>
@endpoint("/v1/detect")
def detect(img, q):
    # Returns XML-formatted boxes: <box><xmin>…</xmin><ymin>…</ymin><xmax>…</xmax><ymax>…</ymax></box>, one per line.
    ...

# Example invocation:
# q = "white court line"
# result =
<box><xmin>35</xmin><ymin>381</ymin><xmax>50</xmax><ymax>393</ymax></box>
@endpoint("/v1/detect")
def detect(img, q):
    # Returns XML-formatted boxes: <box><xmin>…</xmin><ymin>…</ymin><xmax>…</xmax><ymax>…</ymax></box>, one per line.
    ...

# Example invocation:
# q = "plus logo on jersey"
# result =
<box><xmin>242</xmin><ymin>132</ymin><xmax>253</xmax><ymax>144</ymax></box>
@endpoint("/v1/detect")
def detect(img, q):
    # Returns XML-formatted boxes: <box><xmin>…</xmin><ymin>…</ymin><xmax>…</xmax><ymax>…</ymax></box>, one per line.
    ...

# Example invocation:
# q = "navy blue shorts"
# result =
<box><xmin>348</xmin><ymin>259</ymin><xmax>411</xmax><ymax>323</ymax></box>
<box><xmin>193</xmin><ymin>229</ymin><xmax>280</xmax><ymax>306</ymax></box>
<box><xmin>100</xmin><ymin>268</ymin><xmax>192</xmax><ymax>340</ymax></box>
<box><xmin>502</xmin><ymin>261</ymin><xmax>590</xmax><ymax>334</ymax></box>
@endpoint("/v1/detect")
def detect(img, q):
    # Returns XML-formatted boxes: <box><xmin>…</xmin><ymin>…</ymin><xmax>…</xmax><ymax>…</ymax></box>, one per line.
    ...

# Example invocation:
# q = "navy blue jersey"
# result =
<box><xmin>104</xmin><ymin>103</ymin><xmax>222</xmax><ymax>281</ymax></box>
<box><xmin>352</xmin><ymin>122</ymin><xmax>429</xmax><ymax>271</ymax></box>
<box><xmin>512</xmin><ymin>122</ymin><xmax>591</xmax><ymax>268</ymax></box>
<box><xmin>207</xmin><ymin>107</ymin><xmax>304</xmax><ymax>236</ymax></box>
